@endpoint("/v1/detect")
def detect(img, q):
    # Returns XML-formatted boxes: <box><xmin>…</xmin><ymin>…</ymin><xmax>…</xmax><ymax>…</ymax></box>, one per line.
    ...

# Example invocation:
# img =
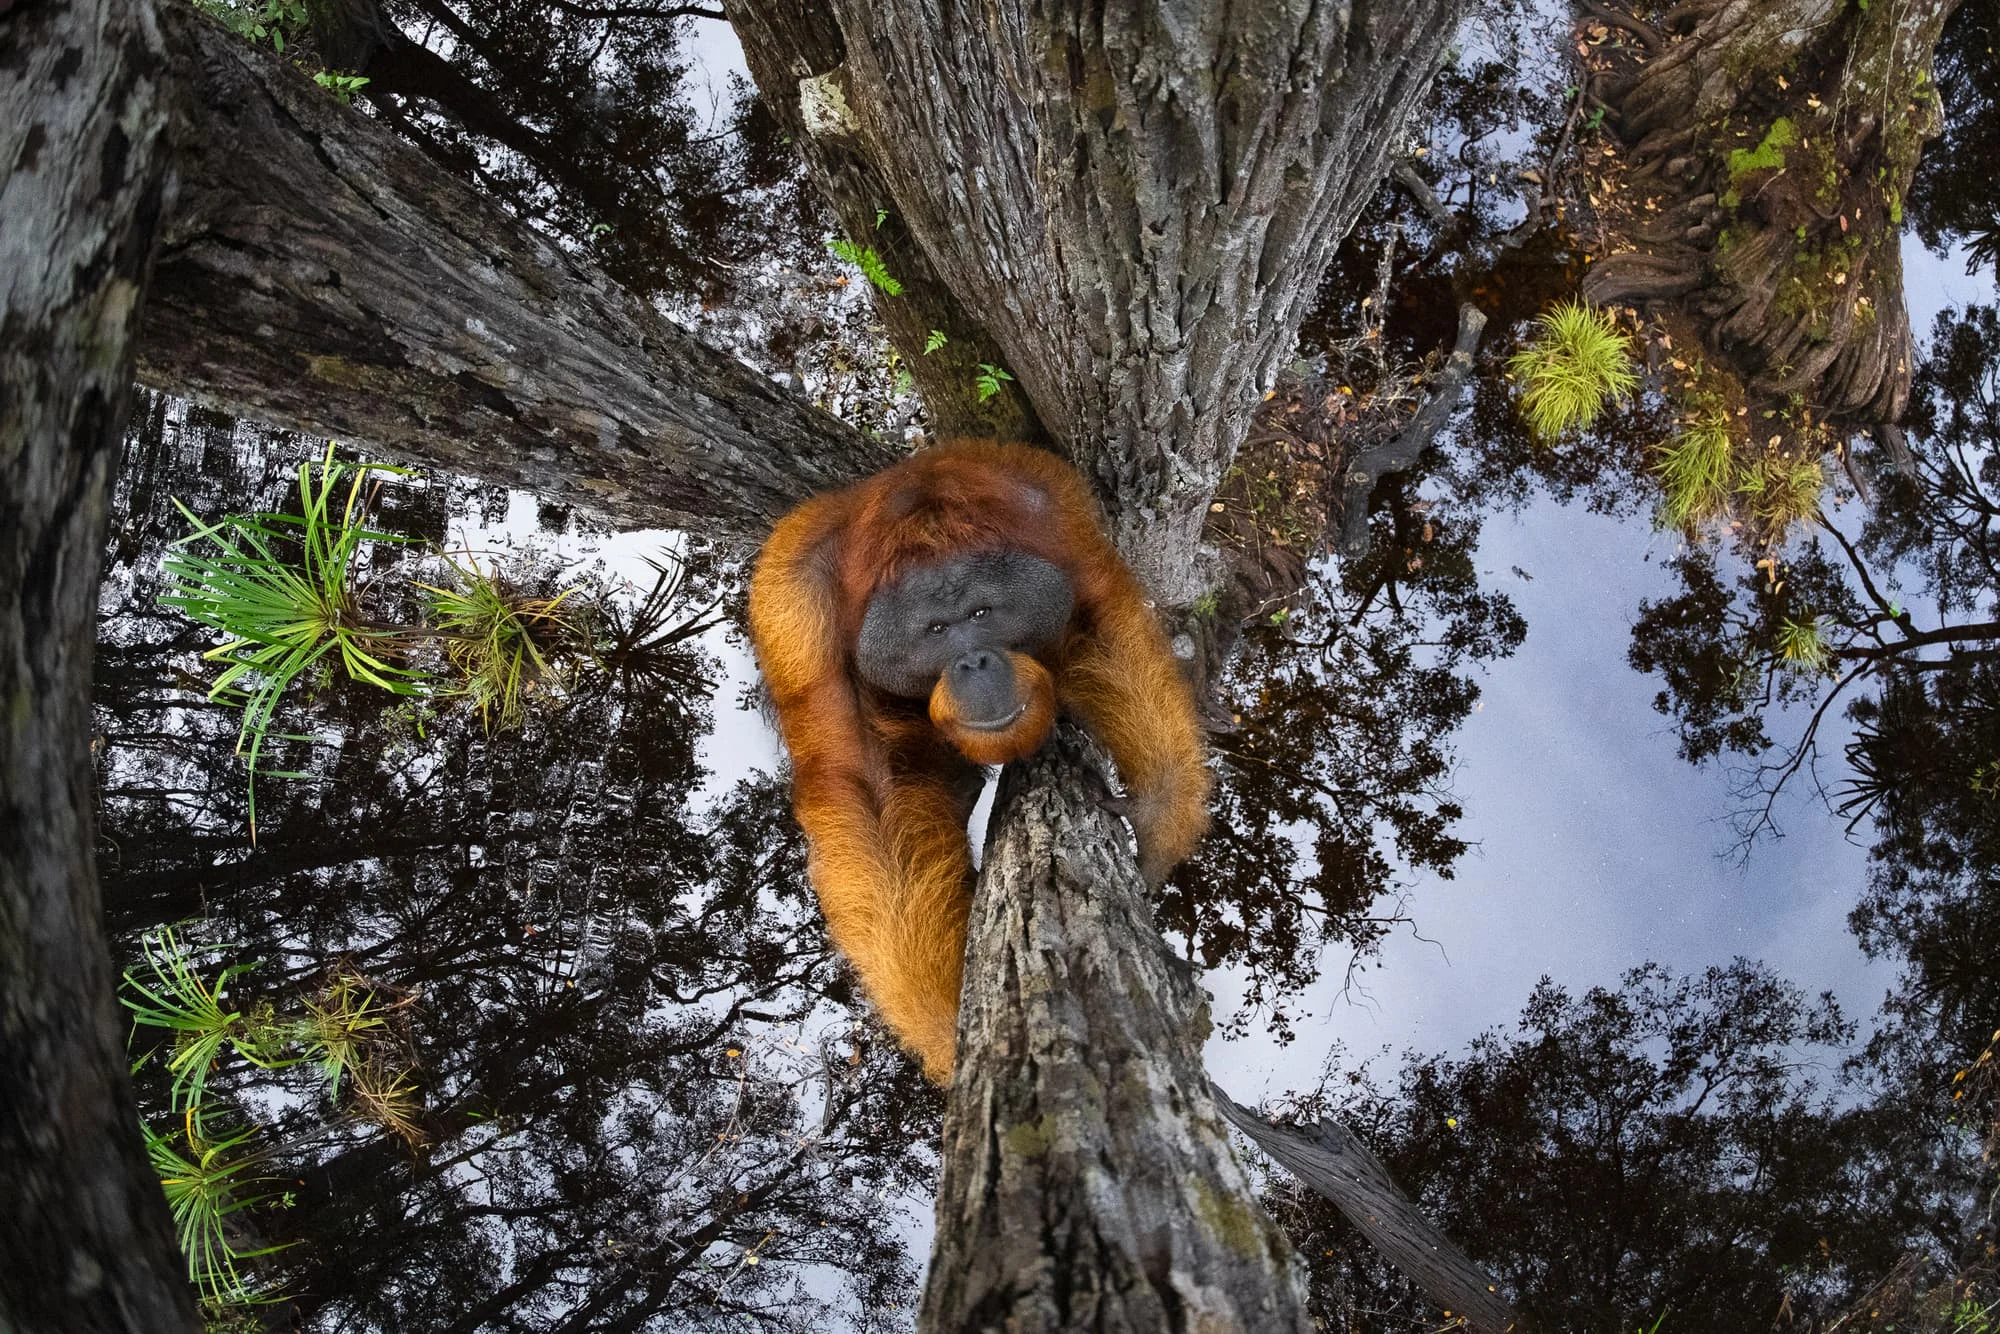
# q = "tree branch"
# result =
<box><xmin>1338</xmin><ymin>302</ymin><xmax>1488</xmax><ymax>557</ymax></box>
<box><xmin>1840</xmin><ymin>620</ymin><xmax>2000</xmax><ymax>659</ymax></box>
<box><xmin>1392</xmin><ymin>160</ymin><xmax>1455</xmax><ymax>228</ymax></box>
<box><xmin>1210</xmin><ymin>1089</ymin><xmax>1522</xmax><ymax>1334</ymax></box>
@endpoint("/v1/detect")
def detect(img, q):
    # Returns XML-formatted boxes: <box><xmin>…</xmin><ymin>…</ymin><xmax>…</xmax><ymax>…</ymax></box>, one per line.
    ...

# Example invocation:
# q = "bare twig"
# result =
<box><xmin>1391</xmin><ymin>161</ymin><xmax>1454</xmax><ymax>228</ymax></box>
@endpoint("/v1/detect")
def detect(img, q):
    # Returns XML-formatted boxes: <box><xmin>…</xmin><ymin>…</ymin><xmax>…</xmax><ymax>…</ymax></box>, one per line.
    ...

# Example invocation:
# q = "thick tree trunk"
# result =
<box><xmin>725</xmin><ymin>5</ymin><xmax>1054</xmax><ymax>445</ymax></box>
<box><xmin>1582</xmin><ymin>0</ymin><xmax>1959</xmax><ymax>432</ymax></box>
<box><xmin>925</xmin><ymin>726</ymin><xmax>1312</xmax><ymax>1333</ymax></box>
<box><xmin>730</xmin><ymin>2</ymin><xmax>1468</xmax><ymax>1322</ymax></box>
<box><xmin>731</xmin><ymin>0</ymin><xmax>1467</xmax><ymax>601</ymax></box>
<box><xmin>138</xmin><ymin>3</ymin><xmax>894</xmax><ymax>534</ymax></box>
<box><xmin>0</xmin><ymin>3</ymin><xmax>199</xmax><ymax>1330</ymax></box>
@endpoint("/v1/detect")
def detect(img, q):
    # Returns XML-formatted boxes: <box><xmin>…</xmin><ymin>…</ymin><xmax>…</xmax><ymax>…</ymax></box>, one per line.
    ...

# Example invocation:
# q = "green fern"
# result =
<box><xmin>976</xmin><ymin>363</ymin><xmax>1015</xmax><ymax>402</ymax></box>
<box><xmin>827</xmin><ymin>238</ymin><xmax>904</xmax><ymax>296</ymax></box>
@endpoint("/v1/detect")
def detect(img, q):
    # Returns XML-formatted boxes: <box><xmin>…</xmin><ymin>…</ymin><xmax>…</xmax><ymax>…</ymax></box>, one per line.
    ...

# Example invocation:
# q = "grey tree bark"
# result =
<box><xmin>723</xmin><ymin>5</ymin><xmax>1470</xmax><ymax>1329</ymax></box>
<box><xmin>725</xmin><ymin>4</ymin><xmax>1053</xmax><ymax>445</ymax></box>
<box><xmin>0</xmin><ymin>2</ymin><xmax>200</xmax><ymax>1330</ymax></box>
<box><xmin>1211</xmin><ymin>1091</ymin><xmax>1520</xmax><ymax>1333</ymax></box>
<box><xmin>729</xmin><ymin>0</ymin><xmax>1468</xmax><ymax>601</ymax></box>
<box><xmin>139</xmin><ymin>3</ymin><xmax>896</xmax><ymax>534</ymax></box>
<box><xmin>927</xmin><ymin>726</ymin><xmax>1312</xmax><ymax>1331</ymax></box>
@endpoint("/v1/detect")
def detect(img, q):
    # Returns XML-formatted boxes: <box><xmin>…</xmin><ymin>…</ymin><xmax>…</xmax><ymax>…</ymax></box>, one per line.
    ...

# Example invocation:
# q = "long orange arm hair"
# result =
<box><xmin>747</xmin><ymin>441</ymin><xmax>1210</xmax><ymax>1080</ymax></box>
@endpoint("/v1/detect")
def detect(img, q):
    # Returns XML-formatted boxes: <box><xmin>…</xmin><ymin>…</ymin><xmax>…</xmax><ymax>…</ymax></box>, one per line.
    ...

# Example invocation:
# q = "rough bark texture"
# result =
<box><xmin>1212</xmin><ymin>1090</ymin><xmax>1520</xmax><ymax>1333</ymax></box>
<box><xmin>726</xmin><ymin>5</ymin><xmax>1051</xmax><ymax>443</ymax></box>
<box><xmin>730</xmin><ymin>0</ymin><xmax>1467</xmax><ymax>601</ymax></box>
<box><xmin>727</xmin><ymin>2</ymin><xmax>1474</xmax><ymax>1320</ymax></box>
<box><xmin>923</xmin><ymin>725</ymin><xmax>1311</xmax><ymax>1333</ymax></box>
<box><xmin>1582</xmin><ymin>0</ymin><xmax>1959</xmax><ymax>432</ymax></box>
<box><xmin>0</xmin><ymin>2</ymin><xmax>200</xmax><ymax>1329</ymax></box>
<box><xmin>139</xmin><ymin>3</ymin><xmax>894</xmax><ymax>534</ymax></box>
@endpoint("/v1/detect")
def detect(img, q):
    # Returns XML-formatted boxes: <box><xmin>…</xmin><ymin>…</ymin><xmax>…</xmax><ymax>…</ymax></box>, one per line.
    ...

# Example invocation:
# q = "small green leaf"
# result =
<box><xmin>975</xmin><ymin>362</ymin><xmax>1015</xmax><ymax>402</ymax></box>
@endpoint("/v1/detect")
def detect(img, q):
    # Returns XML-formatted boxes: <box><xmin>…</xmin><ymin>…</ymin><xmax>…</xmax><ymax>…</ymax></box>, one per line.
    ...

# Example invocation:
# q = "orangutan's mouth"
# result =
<box><xmin>960</xmin><ymin>704</ymin><xmax>1028</xmax><ymax>731</ymax></box>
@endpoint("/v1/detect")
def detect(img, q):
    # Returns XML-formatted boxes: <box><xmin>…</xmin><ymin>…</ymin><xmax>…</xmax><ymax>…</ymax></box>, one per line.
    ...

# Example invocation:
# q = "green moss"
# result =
<box><xmin>1773</xmin><ymin>232</ymin><xmax>1865</xmax><ymax>342</ymax></box>
<box><xmin>305</xmin><ymin>354</ymin><xmax>393</xmax><ymax>391</ymax></box>
<box><xmin>1192</xmin><ymin>1176</ymin><xmax>1270</xmax><ymax>1261</ymax></box>
<box><xmin>1004</xmin><ymin>1114</ymin><xmax>1060</xmax><ymax>1160</ymax></box>
<box><xmin>1726</xmin><ymin>117</ymin><xmax>1798</xmax><ymax>187</ymax></box>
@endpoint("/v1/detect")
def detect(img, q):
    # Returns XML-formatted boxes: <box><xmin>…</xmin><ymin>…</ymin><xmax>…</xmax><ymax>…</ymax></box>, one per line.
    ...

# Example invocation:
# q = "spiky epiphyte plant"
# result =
<box><xmin>121</xmin><ymin>928</ymin><xmax>294</xmax><ymax>1127</ymax></box>
<box><xmin>1774</xmin><ymin>615</ymin><xmax>1832</xmax><ymax>673</ymax></box>
<box><xmin>142</xmin><ymin>1118</ymin><xmax>291</xmax><ymax>1311</ymax></box>
<box><xmin>299</xmin><ymin>967</ymin><xmax>388</xmax><ymax>1098</ymax></box>
<box><xmin>1737</xmin><ymin>449</ymin><xmax>1826</xmax><ymax>537</ymax></box>
<box><xmin>1508</xmin><ymin>299</ymin><xmax>1640</xmax><ymax>440</ymax></box>
<box><xmin>162</xmin><ymin>447</ymin><xmax>421</xmax><ymax>835</ymax></box>
<box><xmin>1653</xmin><ymin>407</ymin><xmax>1737</xmax><ymax>528</ymax></box>
<box><xmin>422</xmin><ymin>555</ymin><xmax>582</xmax><ymax>730</ymax></box>
<box><xmin>347</xmin><ymin>1063</ymin><xmax>428</xmax><ymax>1147</ymax></box>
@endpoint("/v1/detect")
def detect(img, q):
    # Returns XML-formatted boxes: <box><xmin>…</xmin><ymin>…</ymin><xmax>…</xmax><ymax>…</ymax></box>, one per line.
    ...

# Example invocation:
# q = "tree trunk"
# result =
<box><xmin>724</xmin><ymin>4</ymin><xmax>1054</xmax><ymax>445</ymax></box>
<box><xmin>138</xmin><ymin>3</ymin><xmax>895</xmax><ymax>534</ymax></box>
<box><xmin>924</xmin><ymin>726</ymin><xmax>1312</xmax><ymax>1333</ymax></box>
<box><xmin>1582</xmin><ymin>0</ymin><xmax>1960</xmax><ymax>432</ymax></box>
<box><xmin>730</xmin><ymin>0</ymin><xmax>1467</xmax><ymax>601</ymax></box>
<box><xmin>0</xmin><ymin>2</ymin><xmax>200</xmax><ymax>1330</ymax></box>
<box><xmin>729</xmin><ymin>3</ymin><xmax>1468</xmax><ymax>1324</ymax></box>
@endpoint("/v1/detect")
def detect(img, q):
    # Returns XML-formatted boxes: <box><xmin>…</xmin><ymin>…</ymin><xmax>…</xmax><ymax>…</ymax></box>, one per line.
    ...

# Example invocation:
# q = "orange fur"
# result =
<box><xmin>747</xmin><ymin>440</ymin><xmax>1212</xmax><ymax>1081</ymax></box>
<box><xmin>929</xmin><ymin>653</ymin><xmax>1057</xmax><ymax>766</ymax></box>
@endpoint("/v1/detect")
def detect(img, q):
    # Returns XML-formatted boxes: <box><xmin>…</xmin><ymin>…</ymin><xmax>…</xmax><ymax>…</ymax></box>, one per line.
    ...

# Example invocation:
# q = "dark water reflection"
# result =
<box><xmin>97</xmin><ymin>400</ymin><xmax>937</xmax><ymax>1330</ymax></box>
